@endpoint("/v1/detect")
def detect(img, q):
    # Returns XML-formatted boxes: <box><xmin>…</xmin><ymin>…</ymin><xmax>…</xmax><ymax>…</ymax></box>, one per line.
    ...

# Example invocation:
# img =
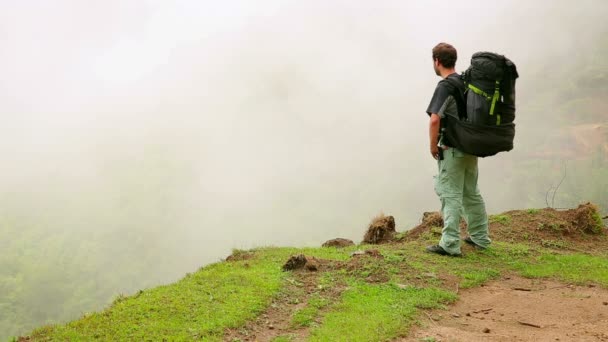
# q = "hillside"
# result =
<box><xmin>20</xmin><ymin>204</ymin><xmax>608</xmax><ymax>341</ymax></box>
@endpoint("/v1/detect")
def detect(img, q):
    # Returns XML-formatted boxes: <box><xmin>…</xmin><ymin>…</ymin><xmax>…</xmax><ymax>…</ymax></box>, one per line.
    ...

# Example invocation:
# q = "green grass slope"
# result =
<box><xmin>22</xmin><ymin>207</ymin><xmax>608</xmax><ymax>342</ymax></box>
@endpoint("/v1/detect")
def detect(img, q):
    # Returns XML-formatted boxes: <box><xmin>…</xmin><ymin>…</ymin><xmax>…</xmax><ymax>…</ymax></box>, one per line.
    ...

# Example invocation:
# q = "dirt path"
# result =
<box><xmin>403</xmin><ymin>276</ymin><xmax>608</xmax><ymax>342</ymax></box>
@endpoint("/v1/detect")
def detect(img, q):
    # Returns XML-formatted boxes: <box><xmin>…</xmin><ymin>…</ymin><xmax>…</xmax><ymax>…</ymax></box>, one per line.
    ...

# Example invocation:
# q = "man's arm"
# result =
<box><xmin>429</xmin><ymin>113</ymin><xmax>440</xmax><ymax>160</ymax></box>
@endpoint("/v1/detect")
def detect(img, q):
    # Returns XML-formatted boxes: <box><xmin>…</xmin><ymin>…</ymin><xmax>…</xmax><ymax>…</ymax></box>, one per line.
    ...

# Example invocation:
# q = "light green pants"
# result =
<box><xmin>434</xmin><ymin>147</ymin><xmax>491</xmax><ymax>254</ymax></box>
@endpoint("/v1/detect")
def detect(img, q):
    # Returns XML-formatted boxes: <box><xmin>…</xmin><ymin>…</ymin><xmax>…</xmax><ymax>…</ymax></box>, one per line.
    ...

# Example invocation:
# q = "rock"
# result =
<box><xmin>322</xmin><ymin>238</ymin><xmax>355</xmax><ymax>248</ymax></box>
<box><xmin>282</xmin><ymin>254</ymin><xmax>307</xmax><ymax>271</ymax></box>
<box><xmin>282</xmin><ymin>254</ymin><xmax>321</xmax><ymax>272</ymax></box>
<box><xmin>483</xmin><ymin>328</ymin><xmax>491</xmax><ymax>333</ymax></box>
<box><xmin>363</xmin><ymin>214</ymin><xmax>396</xmax><ymax>244</ymax></box>
<box><xmin>350</xmin><ymin>250</ymin><xmax>366</xmax><ymax>256</ymax></box>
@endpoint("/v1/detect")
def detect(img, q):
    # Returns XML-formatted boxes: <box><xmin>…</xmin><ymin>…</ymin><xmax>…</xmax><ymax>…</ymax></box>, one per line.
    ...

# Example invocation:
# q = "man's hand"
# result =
<box><xmin>431</xmin><ymin>144</ymin><xmax>440</xmax><ymax>160</ymax></box>
<box><xmin>431</xmin><ymin>144</ymin><xmax>448</xmax><ymax>160</ymax></box>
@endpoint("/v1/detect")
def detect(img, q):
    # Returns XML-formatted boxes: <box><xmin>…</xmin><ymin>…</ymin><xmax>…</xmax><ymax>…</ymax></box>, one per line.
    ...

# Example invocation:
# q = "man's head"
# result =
<box><xmin>432</xmin><ymin>42</ymin><xmax>457</xmax><ymax>76</ymax></box>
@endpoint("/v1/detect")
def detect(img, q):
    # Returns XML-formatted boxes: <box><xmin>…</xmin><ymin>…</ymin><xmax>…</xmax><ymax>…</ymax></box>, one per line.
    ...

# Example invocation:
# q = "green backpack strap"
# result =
<box><xmin>490</xmin><ymin>80</ymin><xmax>501</xmax><ymax>125</ymax></box>
<box><xmin>468</xmin><ymin>80</ymin><xmax>501</xmax><ymax>125</ymax></box>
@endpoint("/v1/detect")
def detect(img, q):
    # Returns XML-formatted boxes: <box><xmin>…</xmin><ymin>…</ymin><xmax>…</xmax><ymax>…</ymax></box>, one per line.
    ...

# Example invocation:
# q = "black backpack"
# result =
<box><xmin>443</xmin><ymin>52</ymin><xmax>519</xmax><ymax>157</ymax></box>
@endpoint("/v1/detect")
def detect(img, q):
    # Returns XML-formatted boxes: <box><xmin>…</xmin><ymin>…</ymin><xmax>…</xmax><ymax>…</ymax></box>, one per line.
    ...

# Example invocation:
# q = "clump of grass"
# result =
<box><xmin>573</xmin><ymin>202</ymin><xmax>605</xmax><ymax>234</ymax></box>
<box><xmin>590</xmin><ymin>211</ymin><xmax>605</xmax><ymax>234</ymax></box>
<box><xmin>541</xmin><ymin>239</ymin><xmax>568</xmax><ymax>249</ymax></box>
<box><xmin>457</xmin><ymin>268</ymin><xmax>501</xmax><ymax>289</ymax></box>
<box><xmin>489</xmin><ymin>214</ymin><xmax>511</xmax><ymax>225</ymax></box>
<box><xmin>527</xmin><ymin>208</ymin><xmax>540</xmax><ymax>215</ymax></box>
<box><xmin>537</xmin><ymin>221</ymin><xmax>569</xmax><ymax>233</ymax></box>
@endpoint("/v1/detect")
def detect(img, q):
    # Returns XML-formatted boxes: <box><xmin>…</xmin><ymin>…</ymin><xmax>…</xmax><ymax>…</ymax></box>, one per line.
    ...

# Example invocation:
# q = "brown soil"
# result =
<box><xmin>403</xmin><ymin>275</ymin><xmax>608</xmax><ymax>342</ymax></box>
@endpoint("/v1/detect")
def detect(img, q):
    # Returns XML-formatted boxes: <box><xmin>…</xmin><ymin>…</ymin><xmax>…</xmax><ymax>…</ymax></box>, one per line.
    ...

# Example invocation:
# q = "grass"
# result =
<box><xmin>590</xmin><ymin>210</ymin><xmax>605</xmax><ymax>234</ymax></box>
<box><xmin>308</xmin><ymin>282</ymin><xmax>456</xmax><ymax>342</ymax></box>
<box><xmin>489</xmin><ymin>214</ymin><xmax>511</xmax><ymax>225</ymax></box>
<box><xmin>457</xmin><ymin>268</ymin><xmax>501</xmax><ymax>288</ymax></box>
<box><xmin>541</xmin><ymin>239</ymin><xmax>569</xmax><ymax>249</ymax></box>
<box><xmin>31</xmin><ymin>253</ymin><xmax>285</xmax><ymax>341</ymax></box>
<box><xmin>516</xmin><ymin>253</ymin><xmax>608</xmax><ymax>286</ymax></box>
<box><xmin>25</xmin><ymin>217</ymin><xmax>608</xmax><ymax>342</ymax></box>
<box><xmin>291</xmin><ymin>294</ymin><xmax>330</xmax><ymax>327</ymax></box>
<box><xmin>28</xmin><ymin>247</ymin><xmax>356</xmax><ymax>341</ymax></box>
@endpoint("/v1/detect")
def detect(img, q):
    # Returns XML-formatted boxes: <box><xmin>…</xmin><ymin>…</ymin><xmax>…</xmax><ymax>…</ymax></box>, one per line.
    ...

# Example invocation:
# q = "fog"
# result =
<box><xmin>1</xmin><ymin>0</ymin><xmax>607</xmax><ymax>336</ymax></box>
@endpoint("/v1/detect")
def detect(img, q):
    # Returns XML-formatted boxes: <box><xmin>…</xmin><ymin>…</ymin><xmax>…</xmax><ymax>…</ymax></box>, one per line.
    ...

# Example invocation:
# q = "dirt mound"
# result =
<box><xmin>490</xmin><ymin>203</ymin><xmax>607</xmax><ymax>249</ymax></box>
<box><xmin>402</xmin><ymin>203</ymin><xmax>607</xmax><ymax>250</ymax></box>
<box><xmin>403</xmin><ymin>211</ymin><xmax>444</xmax><ymax>240</ymax></box>
<box><xmin>572</xmin><ymin>202</ymin><xmax>605</xmax><ymax>234</ymax></box>
<box><xmin>363</xmin><ymin>214</ymin><xmax>396</xmax><ymax>244</ymax></box>
<box><xmin>322</xmin><ymin>238</ymin><xmax>355</xmax><ymax>248</ymax></box>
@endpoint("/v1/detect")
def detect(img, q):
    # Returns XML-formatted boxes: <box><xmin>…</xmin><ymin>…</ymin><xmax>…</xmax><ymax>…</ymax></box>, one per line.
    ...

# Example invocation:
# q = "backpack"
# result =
<box><xmin>443</xmin><ymin>52</ymin><xmax>519</xmax><ymax>157</ymax></box>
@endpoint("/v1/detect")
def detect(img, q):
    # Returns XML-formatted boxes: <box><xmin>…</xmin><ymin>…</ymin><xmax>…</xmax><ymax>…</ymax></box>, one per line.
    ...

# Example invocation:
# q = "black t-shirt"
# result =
<box><xmin>426</xmin><ymin>73</ymin><xmax>462</xmax><ymax>119</ymax></box>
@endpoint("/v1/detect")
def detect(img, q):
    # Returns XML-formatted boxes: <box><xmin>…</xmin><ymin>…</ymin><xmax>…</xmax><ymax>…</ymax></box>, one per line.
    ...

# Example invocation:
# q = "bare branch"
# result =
<box><xmin>551</xmin><ymin>161</ymin><xmax>568</xmax><ymax>209</ymax></box>
<box><xmin>545</xmin><ymin>186</ymin><xmax>554</xmax><ymax>208</ymax></box>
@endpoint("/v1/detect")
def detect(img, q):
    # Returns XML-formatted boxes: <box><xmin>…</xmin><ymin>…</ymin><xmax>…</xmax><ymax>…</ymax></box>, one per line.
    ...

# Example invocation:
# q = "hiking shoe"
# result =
<box><xmin>463</xmin><ymin>237</ymin><xmax>486</xmax><ymax>250</ymax></box>
<box><xmin>425</xmin><ymin>245</ymin><xmax>461</xmax><ymax>257</ymax></box>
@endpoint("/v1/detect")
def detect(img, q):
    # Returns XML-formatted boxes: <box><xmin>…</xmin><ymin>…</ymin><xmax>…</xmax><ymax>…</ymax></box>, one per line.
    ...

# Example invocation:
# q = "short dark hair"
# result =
<box><xmin>432</xmin><ymin>43</ymin><xmax>457</xmax><ymax>68</ymax></box>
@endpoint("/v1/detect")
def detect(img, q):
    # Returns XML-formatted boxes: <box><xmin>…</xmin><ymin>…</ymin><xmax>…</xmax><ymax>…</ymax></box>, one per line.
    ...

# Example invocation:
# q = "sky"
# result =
<box><xmin>1</xmin><ymin>0</ymin><xmax>607</xmax><ymax>266</ymax></box>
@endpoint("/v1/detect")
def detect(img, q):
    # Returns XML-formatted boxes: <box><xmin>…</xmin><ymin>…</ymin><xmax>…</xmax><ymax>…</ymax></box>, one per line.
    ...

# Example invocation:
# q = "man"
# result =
<box><xmin>425</xmin><ymin>42</ymin><xmax>491</xmax><ymax>256</ymax></box>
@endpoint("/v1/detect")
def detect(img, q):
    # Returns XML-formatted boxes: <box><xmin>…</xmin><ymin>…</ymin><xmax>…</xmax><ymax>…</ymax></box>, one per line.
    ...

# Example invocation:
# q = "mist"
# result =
<box><xmin>1</xmin><ymin>0</ymin><xmax>607</xmax><ymax>337</ymax></box>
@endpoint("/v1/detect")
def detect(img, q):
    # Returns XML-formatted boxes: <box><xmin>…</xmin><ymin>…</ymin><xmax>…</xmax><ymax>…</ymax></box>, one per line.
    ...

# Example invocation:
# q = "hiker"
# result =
<box><xmin>425</xmin><ymin>42</ymin><xmax>491</xmax><ymax>256</ymax></box>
